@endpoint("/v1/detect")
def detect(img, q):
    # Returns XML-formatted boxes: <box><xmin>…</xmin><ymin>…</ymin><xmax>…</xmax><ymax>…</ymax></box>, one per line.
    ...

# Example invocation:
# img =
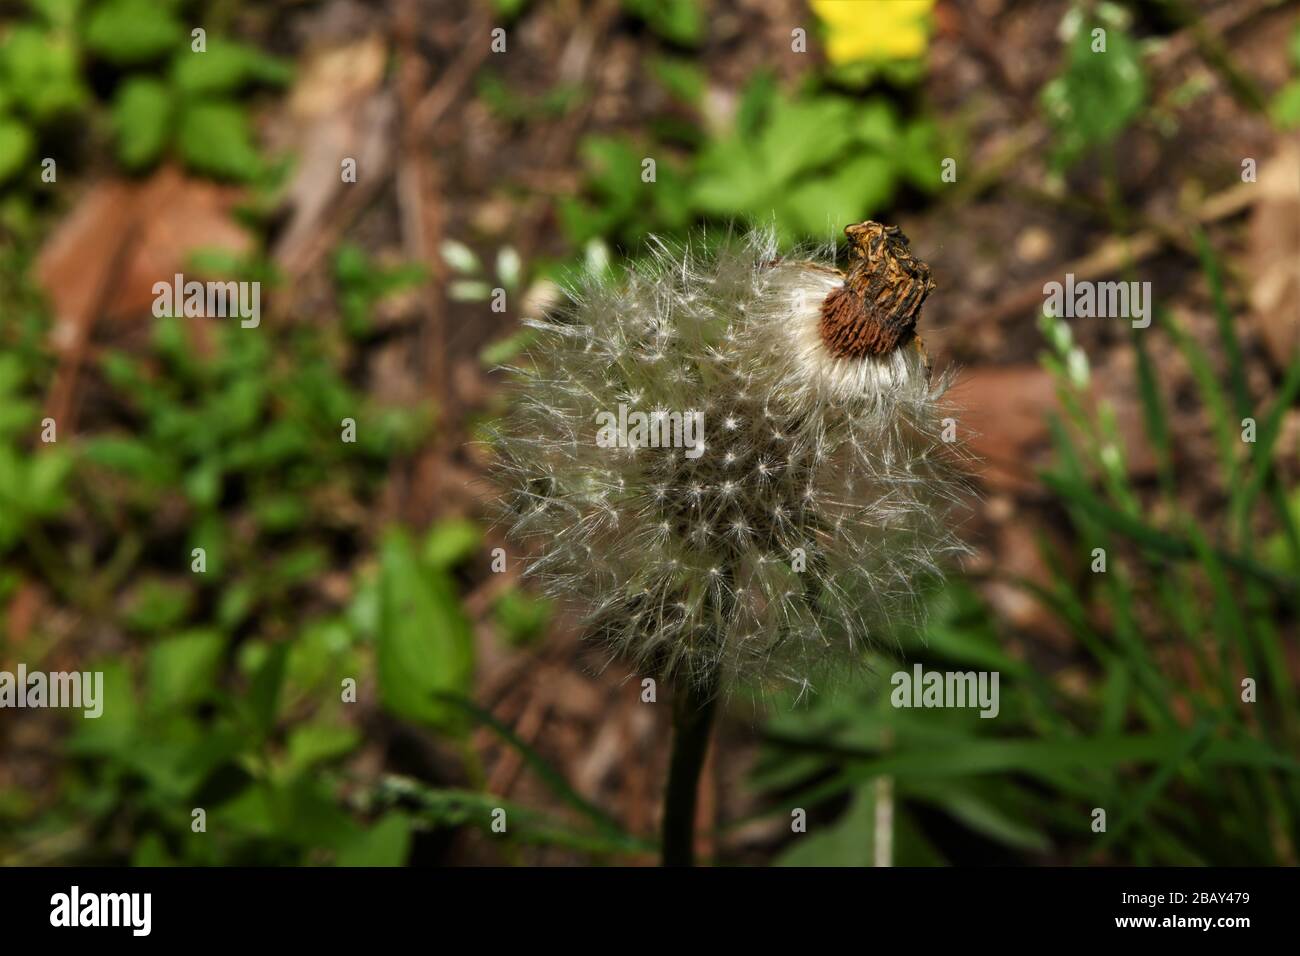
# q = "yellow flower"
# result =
<box><xmin>810</xmin><ymin>0</ymin><xmax>935</xmax><ymax>65</ymax></box>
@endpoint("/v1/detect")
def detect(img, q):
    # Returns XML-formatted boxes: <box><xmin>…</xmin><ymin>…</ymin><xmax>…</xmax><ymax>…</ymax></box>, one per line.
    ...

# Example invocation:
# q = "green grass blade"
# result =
<box><xmin>431</xmin><ymin>691</ymin><xmax>631</xmax><ymax>839</ymax></box>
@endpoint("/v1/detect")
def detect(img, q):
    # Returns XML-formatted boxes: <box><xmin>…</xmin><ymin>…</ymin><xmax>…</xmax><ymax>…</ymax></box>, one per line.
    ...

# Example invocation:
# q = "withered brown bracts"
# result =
<box><xmin>819</xmin><ymin>221</ymin><xmax>936</xmax><ymax>358</ymax></box>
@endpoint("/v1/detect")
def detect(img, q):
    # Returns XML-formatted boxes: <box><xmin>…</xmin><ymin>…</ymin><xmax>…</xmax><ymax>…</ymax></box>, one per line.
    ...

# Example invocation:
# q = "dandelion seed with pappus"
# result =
<box><xmin>490</xmin><ymin>221</ymin><xmax>972</xmax><ymax>865</ymax></box>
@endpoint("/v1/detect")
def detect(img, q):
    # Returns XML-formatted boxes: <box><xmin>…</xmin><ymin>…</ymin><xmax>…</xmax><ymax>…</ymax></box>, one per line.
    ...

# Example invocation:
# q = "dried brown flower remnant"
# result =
<box><xmin>819</xmin><ymin>221</ymin><xmax>936</xmax><ymax>358</ymax></box>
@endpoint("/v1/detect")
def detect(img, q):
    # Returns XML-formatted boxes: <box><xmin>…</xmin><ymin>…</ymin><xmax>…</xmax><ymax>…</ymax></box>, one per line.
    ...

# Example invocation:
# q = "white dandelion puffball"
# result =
<box><xmin>492</xmin><ymin>222</ymin><xmax>971</xmax><ymax>693</ymax></box>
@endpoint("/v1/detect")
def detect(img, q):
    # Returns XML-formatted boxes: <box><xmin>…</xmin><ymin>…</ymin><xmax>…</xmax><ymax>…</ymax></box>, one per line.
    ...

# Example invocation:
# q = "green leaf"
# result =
<box><xmin>904</xmin><ymin>779</ymin><xmax>1052</xmax><ymax>852</ymax></box>
<box><xmin>691</xmin><ymin>137</ymin><xmax>772</xmax><ymax>216</ymax></box>
<box><xmin>756</xmin><ymin>95</ymin><xmax>855</xmax><ymax>186</ymax></box>
<box><xmin>0</xmin><ymin>118</ymin><xmax>33</xmax><ymax>183</ymax></box>
<box><xmin>1040</xmin><ymin>11</ymin><xmax>1146</xmax><ymax>167</ymax></box>
<box><xmin>492</xmin><ymin>588</ymin><xmax>551</xmax><ymax>646</ymax></box>
<box><xmin>27</xmin><ymin>0</ymin><xmax>83</xmax><ymax>30</ymax></box>
<box><xmin>1</xmin><ymin>26</ymin><xmax>87</xmax><ymax>121</ymax></box>
<box><xmin>147</xmin><ymin>630</ymin><xmax>225</xmax><ymax>711</ymax></box>
<box><xmin>853</xmin><ymin>99</ymin><xmax>900</xmax><ymax>147</ymax></box>
<box><xmin>781</xmin><ymin>153</ymin><xmax>895</xmax><ymax>238</ymax></box>
<box><xmin>423</xmin><ymin>519</ymin><xmax>480</xmax><ymax>570</ymax></box>
<box><xmin>622</xmin><ymin>0</ymin><xmax>703</xmax><ymax>46</ymax></box>
<box><xmin>479</xmin><ymin>327</ymin><xmax>538</xmax><ymax>367</ymax></box>
<box><xmin>895</xmin><ymin>119</ymin><xmax>942</xmax><ymax>191</ymax></box>
<box><xmin>387</xmin><ymin>778</ymin><xmax>651</xmax><ymax>854</ymax></box>
<box><xmin>650</xmin><ymin>56</ymin><xmax>706</xmax><ymax>104</ymax></box>
<box><xmin>375</xmin><ymin>529</ymin><xmax>475</xmax><ymax>730</ymax></box>
<box><xmin>1042</xmin><ymin>472</ymin><xmax>1297</xmax><ymax>599</ymax></box>
<box><xmin>176</xmin><ymin>100</ymin><xmax>262</xmax><ymax>180</ymax></box>
<box><xmin>84</xmin><ymin>0</ymin><xmax>184</xmax><ymax>65</ymax></box>
<box><xmin>775</xmin><ymin>787</ymin><xmax>879</xmax><ymax>866</ymax></box>
<box><xmin>335</xmin><ymin>813</ymin><xmax>412</xmax><ymax>866</ymax></box>
<box><xmin>432</xmin><ymin>692</ymin><xmax>628</xmax><ymax>839</ymax></box>
<box><xmin>111</xmin><ymin>77</ymin><xmax>172</xmax><ymax>170</ymax></box>
<box><xmin>171</xmin><ymin>40</ymin><xmax>292</xmax><ymax>96</ymax></box>
<box><xmin>1270</xmin><ymin>80</ymin><xmax>1300</xmax><ymax>129</ymax></box>
<box><xmin>248</xmin><ymin>641</ymin><xmax>288</xmax><ymax>737</ymax></box>
<box><xmin>735</xmin><ymin>70</ymin><xmax>775</xmax><ymax>139</ymax></box>
<box><xmin>123</xmin><ymin>578</ymin><xmax>194</xmax><ymax>633</ymax></box>
<box><xmin>65</xmin><ymin>660</ymin><xmax>137</xmax><ymax>756</ymax></box>
<box><xmin>285</xmin><ymin>723</ymin><xmax>361</xmax><ymax>776</ymax></box>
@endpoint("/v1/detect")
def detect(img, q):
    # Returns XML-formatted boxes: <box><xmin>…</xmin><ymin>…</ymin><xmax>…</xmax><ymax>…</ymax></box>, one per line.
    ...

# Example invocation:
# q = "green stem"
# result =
<box><xmin>661</xmin><ymin>671</ymin><xmax>720</xmax><ymax>867</ymax></box>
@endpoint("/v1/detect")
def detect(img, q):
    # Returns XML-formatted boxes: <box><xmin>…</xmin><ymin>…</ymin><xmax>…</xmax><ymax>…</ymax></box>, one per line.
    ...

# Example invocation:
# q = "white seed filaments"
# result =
<box><xmin>492</xmin><ymin>227</ymin><xmax>970</xmax><ymax>694</ymax></box>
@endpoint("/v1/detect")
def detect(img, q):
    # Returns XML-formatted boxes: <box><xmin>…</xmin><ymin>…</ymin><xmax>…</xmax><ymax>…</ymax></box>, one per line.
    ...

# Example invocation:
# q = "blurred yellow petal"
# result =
<box><xmin>810</xmin><ymin>0</ymin><xmax>935</xmax><ymax>65</ymax></box>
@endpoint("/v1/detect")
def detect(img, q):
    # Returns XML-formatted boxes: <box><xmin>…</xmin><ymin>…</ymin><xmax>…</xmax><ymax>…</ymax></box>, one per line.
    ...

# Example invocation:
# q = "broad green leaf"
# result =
<box><xmin>853</xmin><ymin>99</ymin><xmax>900</xmax><ymax>147</ymax></box>
<box><xmin>756</xmin><ymin>95</ymin><xmax>855</xmax><ymax>186</ymax></box>
<box><xmin>781</xmin><ymin>153</ymin><xmax>895</xmax><ymax>238</ymax></box>
<box><xmin>775</xmin><ymin>787</ymin><xmax>878</xmax><ymax>866</ymax></box>
<box><xmin>375</xmin><ymin>528</ymin><xmax>474</xmax><ymax>730</ymax></box>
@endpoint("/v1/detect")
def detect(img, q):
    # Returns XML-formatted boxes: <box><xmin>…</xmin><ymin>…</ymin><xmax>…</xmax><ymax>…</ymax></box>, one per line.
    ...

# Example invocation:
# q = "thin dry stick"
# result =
<box><xmin>968</xmin><ymin>181</ymin><xmax>1258</xmax><ymax>329</ymax></box>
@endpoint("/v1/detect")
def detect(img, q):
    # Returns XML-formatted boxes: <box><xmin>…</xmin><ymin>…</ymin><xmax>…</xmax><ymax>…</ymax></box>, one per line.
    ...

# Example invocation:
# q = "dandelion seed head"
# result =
<box><xmin>491</xmin><ymin>226</ymin><xmax>972</xmax><ymax>693</ymax></box>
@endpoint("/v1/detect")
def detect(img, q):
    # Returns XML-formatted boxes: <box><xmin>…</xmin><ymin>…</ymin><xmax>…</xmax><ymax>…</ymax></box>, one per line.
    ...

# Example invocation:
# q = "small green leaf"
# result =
<box><xmin>335</xmin><ymin>813</ymin><xmax>412</xmax><ymax>867</ymax></box>
<box><xmin>423</xmin><ymin>519</ymin><xmax>480</xmax><ymax>570</ymax></box>
<box><xmin>1270</xmin><ymin>80</ymin><xmax>1300</xmax><ymax>129</ymax></box>
<box><xmin>147</xmin><ymin>630</ymin><xmax>225</xmax><ymax>712</ymax></box>
<box><xmin>111</xmin><ymin>77</ymin><xmax>172</xmax><ymax>169</ymax></box>
<box><xmin>492</xmin><ymin>588</ymin><xmax>551</xmax><ymax>646</ymax></box>
<box><xmin>650</xmin><ymin>56</ymin><xmax>706</xmax><ymax>104</ymax></box>
<box><xmin>2</xmin><ymin>26</ymin><xmax>87</xmax><ymax>121</ymax></box>
<box><xmin>65</xmin><ymin>660</ymin><xmax>137</xmax><ymax>756</ymax></box>
<box><xmin>123</xmin><ymin>578</ymin><xmax>194</xmax><ymax>634</ymax></box>
<box><xmin>285</xmin><ymin>723</ymin><xmax>361</xmax><ymax>775</ymax></box>
<box><xmin>1040</xmin><ymin>10</ymin><xmax>1146</xmax><ymax>167</ymax></box>
<box><xmin>84</xmin><ymin>0</ymin><xmax>184</xmax><ymax>65</ymax></box>
<box><xmin>622</xmin><ymin>0</ymin><xmax>703</xmax><ymax>46</ymax></box>
<box><xmin>177</xmin><ymin>100</ymin><xmax>262</xmax><ymax>180</ymax></box>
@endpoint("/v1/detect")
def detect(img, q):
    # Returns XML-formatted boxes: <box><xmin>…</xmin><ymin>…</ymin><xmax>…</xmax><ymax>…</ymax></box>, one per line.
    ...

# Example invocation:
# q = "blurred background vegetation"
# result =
<box><xmin>0</xmin><ymin>0</ymin><xmax>1298</xmax><ymax>866</ymax></box>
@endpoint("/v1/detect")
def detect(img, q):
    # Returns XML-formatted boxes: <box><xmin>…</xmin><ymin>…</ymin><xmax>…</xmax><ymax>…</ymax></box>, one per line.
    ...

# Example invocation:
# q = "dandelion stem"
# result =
<box><xmin>661</xmin><ymin>670</ymin><xmax>720</xmax><ymax>867</ymax></box>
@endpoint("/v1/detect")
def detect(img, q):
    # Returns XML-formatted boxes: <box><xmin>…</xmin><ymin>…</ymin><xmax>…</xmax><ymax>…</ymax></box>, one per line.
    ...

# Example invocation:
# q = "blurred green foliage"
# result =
<box><xmin>0</xmin><ymin>0</ymin><xmax>289</xmax><ymax>185</ymax></box>
<box><xmin>560</xmin><ymin>72</ymin><xmax>944</xmax><ymax>249</ymax></box>
<box><xmin>1041</xmin><ymin>4</ymin><xmax>1147</xmax><ymax>169</ymax></box>
<box><xmin>1270</xmin><ymin>20</ymin><xmax>1300</xmax><ymax>129</ymax></box>
<box><xmin>0</xmin><ymin>236</ymin><xmax>440</xmax><ymax>864</ymax></box>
